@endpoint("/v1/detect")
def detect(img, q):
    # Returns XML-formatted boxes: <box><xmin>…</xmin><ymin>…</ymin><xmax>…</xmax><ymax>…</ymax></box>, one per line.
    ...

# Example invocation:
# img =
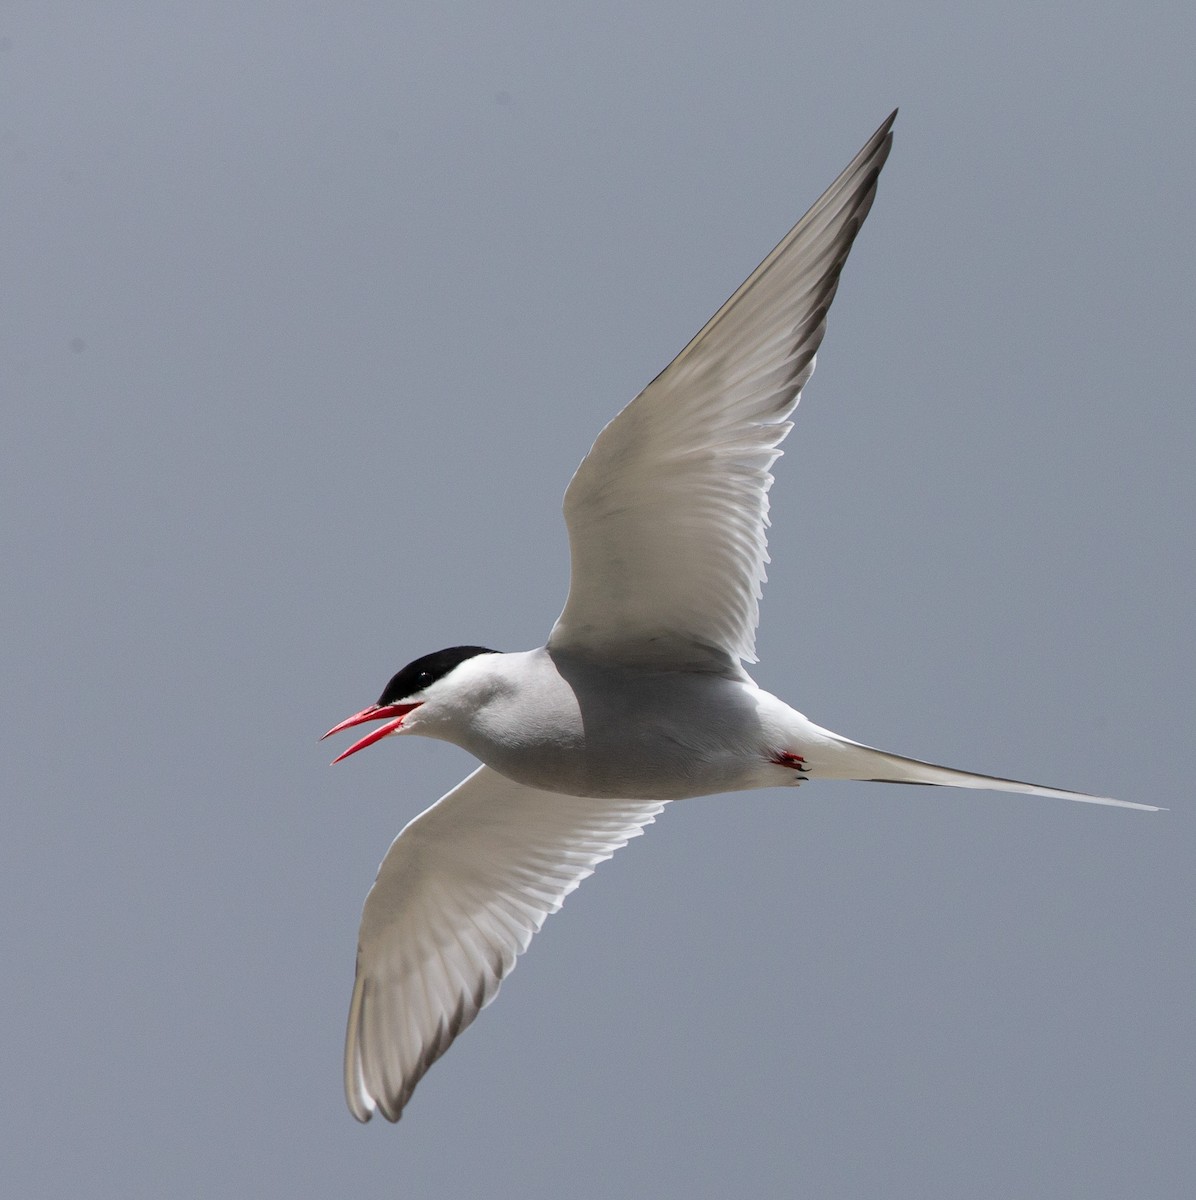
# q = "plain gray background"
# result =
<box><xmin>4</xmin><ymin>4</ymin><xmax>1193</xmax><ymax>1197</ymax></box>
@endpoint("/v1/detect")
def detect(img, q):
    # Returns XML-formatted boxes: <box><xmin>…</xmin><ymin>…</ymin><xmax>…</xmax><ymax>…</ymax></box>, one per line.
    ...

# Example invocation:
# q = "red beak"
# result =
<box><xmin>322</xmin><ymin>702</ymin><xmax>422</xmax><ymax>764</ymax></box>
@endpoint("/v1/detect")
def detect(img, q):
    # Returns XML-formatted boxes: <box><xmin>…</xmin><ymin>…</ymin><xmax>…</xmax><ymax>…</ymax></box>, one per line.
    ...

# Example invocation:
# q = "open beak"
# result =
<box><xmin>322</xmin><ymin>702</ymin><xmax>422</xmax><ymax>764</ymax></box>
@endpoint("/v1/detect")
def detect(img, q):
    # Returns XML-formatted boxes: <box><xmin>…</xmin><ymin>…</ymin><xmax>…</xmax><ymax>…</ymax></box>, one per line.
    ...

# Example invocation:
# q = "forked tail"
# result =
<box><xmin>813</xmin><ymin>728</ymin><xmax>1160</xmax><ymax>812</ymax></box>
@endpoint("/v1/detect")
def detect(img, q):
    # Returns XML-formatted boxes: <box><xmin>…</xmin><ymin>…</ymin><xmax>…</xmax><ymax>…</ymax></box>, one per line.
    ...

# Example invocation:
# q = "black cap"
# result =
<box><xmin>377</xmin><ymin>646</ymin><xmax>498</xmax><ymax>705</ymax></box>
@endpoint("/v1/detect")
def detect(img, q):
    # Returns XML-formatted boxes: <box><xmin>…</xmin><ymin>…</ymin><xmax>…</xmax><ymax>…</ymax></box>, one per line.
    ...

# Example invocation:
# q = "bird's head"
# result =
<box><xmin>322</xmin><ymin>645</ymin><xmax>499</xmax><ymax>762</ymax></box>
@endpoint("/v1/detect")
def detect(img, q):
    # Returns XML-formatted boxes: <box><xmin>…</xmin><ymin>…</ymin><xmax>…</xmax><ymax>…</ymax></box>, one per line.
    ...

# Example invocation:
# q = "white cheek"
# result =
<box><xmin>397</xmin><ymin>708</ymin><xmax>426</xmax><ymax>735</ymax></box>
<box><xmin>398</xmin><ymin>699</ymin><xmax>460</xmax><ymax>740</ymax></box>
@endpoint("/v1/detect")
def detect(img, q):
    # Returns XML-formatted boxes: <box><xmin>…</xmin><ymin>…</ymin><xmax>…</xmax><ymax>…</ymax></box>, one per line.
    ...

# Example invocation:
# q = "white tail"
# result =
<box><xmin>813</xmin><ymin>728</ymin><xmax>1160</xmax><ymax>812</ymax></box>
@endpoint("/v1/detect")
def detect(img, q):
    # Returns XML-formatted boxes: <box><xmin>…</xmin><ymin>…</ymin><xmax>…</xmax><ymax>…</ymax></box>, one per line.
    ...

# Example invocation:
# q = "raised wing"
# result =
<box><xmin>344</xmin><ymin>766</ymin><xmax>665</xmax><ymax>1121</ymax></box>
<box><xmin>549</xmin><ymin>111</ymin><xmax>896</xmax><ymax>669</ymax></box>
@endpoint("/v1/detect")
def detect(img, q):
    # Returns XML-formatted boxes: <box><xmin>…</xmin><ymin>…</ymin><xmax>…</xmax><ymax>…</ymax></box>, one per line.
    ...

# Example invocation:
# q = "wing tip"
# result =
<box><xmin>344</xmin><ymin>974</ymin><xmax>379</xmax><ymax>1122</ymax></box>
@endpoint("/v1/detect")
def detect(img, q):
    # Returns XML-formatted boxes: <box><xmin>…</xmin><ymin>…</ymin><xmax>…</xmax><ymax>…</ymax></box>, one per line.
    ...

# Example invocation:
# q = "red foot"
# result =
<box><xmin>771</xmin><ymin>751</ymin><xmax>807</xmax><ymax>771</ymax></box>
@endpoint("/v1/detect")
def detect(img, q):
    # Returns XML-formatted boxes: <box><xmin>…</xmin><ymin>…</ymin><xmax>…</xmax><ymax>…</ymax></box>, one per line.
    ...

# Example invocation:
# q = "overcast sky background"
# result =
<box><xmin>4</xmin><ymin>5</ymin><xmax>1193</xmax><ymax>1198</ymax></box>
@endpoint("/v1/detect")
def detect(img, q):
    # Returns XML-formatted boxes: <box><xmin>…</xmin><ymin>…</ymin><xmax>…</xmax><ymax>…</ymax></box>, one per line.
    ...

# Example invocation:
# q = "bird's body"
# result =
<box><xmin>399</xmin><ymin>648</ymin><xmax>792</xmax><ymax>800</ymax></box>
<box><xmin>324</xmin><ymin>111</ymin><xmax>1159</xmax><ymax>1124</ymax></box>
<box><xmin>390</xmin><ymin>647</ymin><xmax>1125</xmax><ymax>805</ymax></box>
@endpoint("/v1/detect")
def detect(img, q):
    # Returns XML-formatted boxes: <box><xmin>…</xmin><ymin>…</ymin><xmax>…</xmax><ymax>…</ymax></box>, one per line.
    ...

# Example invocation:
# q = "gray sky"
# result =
<box><xmin>4</xmin><ymin>4</ymin><xmax>1193</xmax><ymax>1197</ymax></box>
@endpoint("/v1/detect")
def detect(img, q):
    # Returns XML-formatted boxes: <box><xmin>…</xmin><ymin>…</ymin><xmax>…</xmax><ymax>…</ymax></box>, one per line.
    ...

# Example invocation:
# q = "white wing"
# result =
<box><xmin>549</xmin><ymin>111</ymin><xmax>896</xmax><ymax>669</ymax></box>
<box><xmin>345</xmin><ymin>766</ymin><xmax>665</xmax><ymax>1122</ymax></box>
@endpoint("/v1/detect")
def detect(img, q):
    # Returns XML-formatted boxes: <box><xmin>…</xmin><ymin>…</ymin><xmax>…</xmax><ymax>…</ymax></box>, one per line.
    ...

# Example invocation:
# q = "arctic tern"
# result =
<box><xmin>324</xmin><ymin>110</ymin><xmax>1158</xmax><ymax>1123</ymax></box>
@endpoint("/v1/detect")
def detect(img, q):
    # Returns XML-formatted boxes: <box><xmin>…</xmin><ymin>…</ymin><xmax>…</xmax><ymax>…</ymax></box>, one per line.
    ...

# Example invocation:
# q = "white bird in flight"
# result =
<box><xmin>324</xmin><ymin>110</ymin><xmax>1158</xmax><ymax>1123</ymax></box>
